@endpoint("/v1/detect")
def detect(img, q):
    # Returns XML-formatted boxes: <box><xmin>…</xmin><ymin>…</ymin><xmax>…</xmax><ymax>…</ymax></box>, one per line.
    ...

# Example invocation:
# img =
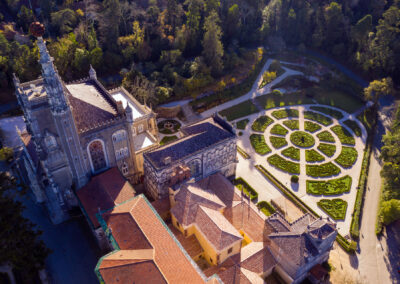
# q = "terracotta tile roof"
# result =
<box><xmin>240</xmin><ymin>247</ymin><xmax>277</xmax><ymax>274</ymax></box>
<box><xmin>144</xmin><ymin>116</ymin><xmax>235</xmax><ymax>170</ymax></box>
<box><xmin>98</xmin><ymin>195</ymin><xmax>208</xmax><ymax>284</ymax></box>
<box><xmin>195</xmin><ymin>206</ymin><xmax>242</xmax><ymax>251</ymax></box>
<box><xmin>168</xmin><ymin>224</ymin><xmax>204</xmax><ymax>259</ymax></box>
<box><xmin>77</xmin><ymin>167</ymin><xmax>135</xmax><ymax>228</ymax></box>
<box><xmin>151</xmin><ymin>196</ymin><xmax>171</xmax><ymax>219</ymax></box>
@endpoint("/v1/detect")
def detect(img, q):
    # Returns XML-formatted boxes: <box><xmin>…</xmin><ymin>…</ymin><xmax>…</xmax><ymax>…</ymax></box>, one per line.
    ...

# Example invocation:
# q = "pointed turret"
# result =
<box><xmin>89</xmin><ymin>65</ymin><xmax>97</xmax><ymax>80</ymax></box>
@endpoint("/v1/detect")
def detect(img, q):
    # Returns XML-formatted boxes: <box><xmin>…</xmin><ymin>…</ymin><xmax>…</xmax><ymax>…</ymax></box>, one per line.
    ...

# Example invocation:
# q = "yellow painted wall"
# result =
<box><xmin>239</xmin><ymin>229</ymin><xmax>253</xmax><ymax>247</ymax></box>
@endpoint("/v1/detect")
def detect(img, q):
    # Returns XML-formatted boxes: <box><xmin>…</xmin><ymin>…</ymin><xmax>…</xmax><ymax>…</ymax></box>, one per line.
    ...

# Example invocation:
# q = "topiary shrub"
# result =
<box><xmin>291</xmin><ymin>175</ymin><xmax>299</xmax><ymax>183</ymax></box>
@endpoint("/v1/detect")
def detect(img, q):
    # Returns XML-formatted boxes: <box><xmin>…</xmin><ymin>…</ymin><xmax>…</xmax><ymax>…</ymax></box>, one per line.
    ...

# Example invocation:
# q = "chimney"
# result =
<box><xmin>89</xmin><ymin>64</ymin><xmax>97</xmax><ymax>80</ymax></box>
<box><xmin>163</xmin><ymin>156</ymin><xmax>171</xmax><ymax>165</ymax></box>
<box><xmin>116</xmin><ymin>101</ymin><xmax>125</xmax><ymax>114</ymax></box>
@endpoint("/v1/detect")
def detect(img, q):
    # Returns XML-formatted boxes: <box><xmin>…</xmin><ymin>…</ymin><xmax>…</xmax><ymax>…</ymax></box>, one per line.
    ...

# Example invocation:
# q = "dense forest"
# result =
<box><xmin>0</xmin><ymin>0</ymin><xmax>399</xmax><ymax>105</ymax></box>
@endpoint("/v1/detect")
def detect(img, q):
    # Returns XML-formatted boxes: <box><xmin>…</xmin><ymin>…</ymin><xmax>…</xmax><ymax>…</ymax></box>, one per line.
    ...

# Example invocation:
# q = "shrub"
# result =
<box><xmin>234</xmin><ymin>177</ymin><xmax>258</xmax><ymax>201</ymax></box>
<box><xmin>331</xmin><ymin>125</ymin><xmax>355</xmax><ymax>145</ymax></box>
<box><xmin>318</xmin><ymin>199</ymin><xmax>348</xmax><ymax>220</ymax></box>
<box><xmin>267</xmin><ymin>154</ymin><xmax>300</xmax><ymax>174</ymax></box>
<box><xmin>270</xmin><ymin>136</ymin><xmax>288</xmax><ymax>149</ymax></box>
<box><xmin>236</xmin><ymin>119</ymin><xmax>249</xmax><ymax>130</ymax></box>
<box><xmin>379</xmin><ymin>199</ymin><xmax>400</xmax><ymax>225</ymax></box>
<box><xmin>304</xmin><ymin>111</ymin><xmax>333</xmax><ymax>126</ymax></box>
<box><xmin>271</xmin><ymin>109</ymin><xmax>299</xmax><ymax>119</ymax></box>
<box><xmin>260</xmin><ymin>71</ymin><xmax>277</xmax><ymax>88</ymax></box>
<box><xmin>317</xmin><ymin>143</ymin><xmax>336</xmax><ymax>157</ymax></box>
<box><xmin>252</xmin><ymin>115</ymin><xmax>274</xmax><ymax>132</ymax></box>
<box><xmin>250</xmin><ymin>134</ymin><xmax>271</xmax><ymax>155</ymax></box>
<box><xmin>335</xmin><ymin>147</ymin><xmax>358</xmax><ymax>168</ymax></box>
<box><xmin>282</xmin><ymin>120</ymin><xmax>299</xmax><ymax>130</ymax></box>
<box><xmin>306</xmin><ymin>175</ymin><xmax>352</xmax><ymax>195</ymax></box>
<box><xmin>0</xmin><ymin>147</ymin><xmax>13</xmax><ymax>161</ymax></box>
<box><xmin>343</xmin><ymin>119</ymin><xmax>362</xmax><ymax>137</ymax></box>
<box><xmin>290</xmin><ymin>131</ymin><xmax>315</xmax><ymax>148</ymax></box>
<box><xmin>238</xmin><ymin>131</ymin><xmax>243</xmax><ymax>136</ymax></box>
<box><xmin>306</xmin><ymin>149</ymin><xmax>325</xmax><ymax>162</ymax></box>
<box><xmin>270</xmin><ymin>124</ymin><xmax>289</xmax><ymax>136</ymax></box>
<box><xmin>291</xmin><ymin>175</ymin><xmax>299</xmax><ymax>183</ymax></box>
<box><xmin>281</xmin><ymin>146</ymin><xmax>300</xmax><ymax>161</ymax></box>
<box><xmin>269</xmin><ymin>59</ymin><xmax>283</xmax><ymax>75</ymax></box>
<box><xmin>317</xmin><ymin>131</ymin><xmax>335</xmax><ymax>142</ymax></box>
<box><xmin>257</xmin><ymin>201</ymin><xmax>276</xmax><ymax>216</ymax></box>
<box><xmin>306</xmin><ymin>162</ymin><xmax>341</xmax><ymax>177</ymax></box>
<box><xmin>310</xmin><ymin>106</ymin><xmax>344</xmax><ymax>120</ymax></box>
<box><xmin>160</xmin><ymin>135</ymin><xmax>178</xmax><ymax>145</ymax></box>
<box><xmin>304</xmin><ymin>121</ymin><xmax>322</xmax><ymax>133</ymax></box>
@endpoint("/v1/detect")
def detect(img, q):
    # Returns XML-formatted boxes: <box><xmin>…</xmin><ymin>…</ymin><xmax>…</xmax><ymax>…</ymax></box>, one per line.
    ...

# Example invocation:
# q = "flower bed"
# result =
<box><xmin>304</xmin><ymin>121</ymin><xmax>322</xmax><ymax>133</ymax></box>
<box><xmin>306</xmin><ymin>175</ymin><xmax>352</xmax><ymax>195</ymax></box>
<box><xmin>306</xmin><ymin>162</ymin><xmax>341</xmax><ymax>177</ymax></box>
<box><xmin>343</xmin><ymin>119</ymin><xmax>362</xmax><ymax>137</ymax></box>
<box><xmin>234</xmin><ymin>177</ymin><xmax>258</xmax><ymax>201</ymax></box>
<box><xmin>335</xmin><ymin>147</ymin><xmax>358</xmax><ymax>168</ymax></box>
<box><xmin>317</xmin><ymin>131</ymin><xmax>335</xmax><ymax>142</ymax></box>
<box><xmin>318</xmin><ymin>199</ymin><xmax>348</xmax><ymax>220</ymax></box>
<box><xmin>250</xmin><ymin>134</ymin><xmax>271</xmax><ymax>155</ymax></box>
<box><xmin>270</xmin><ymin>124</ymin><xmax>288</xmax><ymax>136</ymax></box>
<box><xmin>317</xmin><ymin>143</ymin><xmax>336</xmax><ymax>157</ymax></box>
<box><xmin>270</xmin><ymin>136</ymin><xmax>288</xmax><ymax>149</ymax></box>
<box><xmin>331</xmin><ymin>125</ymin><xmax>355</xmax><ymax>145</ymax></box>
<box><xmin>282</xmin><ymin>120</ymin><xmax>299</xmax><ymax>130</ymax></box>
<box><xmin>236</xmin><ymin>119</ymin><xmax>249</xmax><ymax>130</ymax></box>
<box><xmin>252</xmin><ymin>115</ymin><xmax>274</xmax><ymax>132</ymax></box>
<box><xmin>267</xmin><ymin>154</ymin><xmax>300</xmax><ymax>174</ymax></box>
<box><xmin>304</xmin><ymin>111</ymin><xmax>333</xmax><ymax>126</ymax></box>
<box><xmin>290</xmin><ymin>131</ymin><xmax>315</xmax><ymax>148</ymax></box>
<box><xmin>271</xmin><ymin>109</ymin><xmax>299</xmax><ymax>119</ymax></box>
<box><xmin>309</xmin><ymin>106</ymin><xmax>344</xmax><ymax>120</ymax></box>
<box><xmin>305</xmin><ymin>149</ymin><xmax>325</xmax><ymax>162</ymax></box>
<box><xmin>281</xmin><ymin>146</ymin><xmax>300</xmax><ymax>161</ymax></box>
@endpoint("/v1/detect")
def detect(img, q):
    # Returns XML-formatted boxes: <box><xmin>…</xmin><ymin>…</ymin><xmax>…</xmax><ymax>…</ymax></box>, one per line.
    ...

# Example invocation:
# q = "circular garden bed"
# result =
<box><xmin>290</xmin><ymin>131</ymin><xmax>315</xmax><ymax>148</ymax></box>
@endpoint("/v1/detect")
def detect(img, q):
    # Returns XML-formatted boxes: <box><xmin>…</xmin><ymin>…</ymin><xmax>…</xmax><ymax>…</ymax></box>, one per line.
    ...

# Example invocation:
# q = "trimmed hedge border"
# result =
<box><xmin>282</xmin><ymin>120</ymin><xmax>299</xmax><ymax>130</ymax></box>
<box><xmin>281</xmin><ymin>146</ymin><xmax>300</xmax><ymax>161</ymax></box>
<box><xmin>310</xmin><ymin>106</ymin><xmax>344</xmax><ymax>120</ymax></box>
<box><xmin>317</xmin><ymin>143</ymin><xmax>336</xmax><ymax>157</ymax></box>
<box><xmin>290</xmin><ymin>131</ymin><xmax>315</xmax><ymax>148</ymax></box>
<box><xmin>304</xmin><ymin>111</ymin><xmax>333</xmax><ymax>126</ymax></box>
<box><xmin>271</xmin><ymin>109</ymin><xmax>299</xmax><ymax>119</ymax></box>
<box><xmin>270</xmin><ymin>136</ymin><xmax>288</xmax><ymax>149</ymax></box>
<box><xmin>306</xmin><ymin>162</ymin><xmax>341</xmax><ymax>178</ymax></box>
<box><xmin>335</xmin><ymin>147</ymin><xmax>358</xmax><ymax>168</ymax></box>
<box><xmin>270</xmin><ymin>124</ymin><xmax>289</xmax><ymax>136</ymax></box>
<box><xmin>317</xmin><ymin>131</ymin><xmax>335</xmax><ymax>143</ymax></box>
<box><xmin>252</xmin><ymin>115</ymin><xmax>274</xmax><ymax>132</ymax></box>
<box><xmin>343</xmin><ymin>119</ymin><xmax>362</xmax><ymax>137</ymax></box>
<box><xmin>236</xmin><ymin>119</ymin><xmax>249</xmax><ymax>130</ymax></box>
<box><xmin>237</xmin><ymin>146</ymin><xmax>250</xmax><ymax>159</ymax></box>
<box><xmin>257</xmin><ymin>201</ymin><xmax>277</xmax><ymax>217</ymax></box>
<box><xmin>305</xmin><ymin>149</ymin><xmax>325</xmax><ymax>162</ymax></box>
<box><xmin>234</xmin><ymin>177</ymin><xmax>258</xmax><ymax>201</ymax></box>
<box><xmin>250</xmin><ymin>134</ymin><xmax>271</xmax><ymax>155</ymax></box>
<box><xmin>318</xmin><ymin>199</ymin><xmax>348</xmax><ymax>220</ymax></box>
<box><xmin>331</xmin><ymin>125</ymin><xmax>355</xmax><ymax>145</ymax></box>
<box><xmin>307</xmin><ymin>175</ymin><xmax>352</xmax><ymax>196</ymax></box>
<box><xmin>267</xmin><ymin>154</ymin><xmax>300</xmax><ymax>174</ymax></box>
<box><xmin>255</xmin><ymin>164</ymin><xmax>356</xmax><ymax>253</ymax></box>
<box><xmin>304</xmin><ymin>121</ymin><xmax>322</xmax><ymax>133</ymax></box>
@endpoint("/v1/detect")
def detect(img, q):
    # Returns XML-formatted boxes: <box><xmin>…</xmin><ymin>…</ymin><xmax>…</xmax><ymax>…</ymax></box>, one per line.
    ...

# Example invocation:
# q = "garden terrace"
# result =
<box><xmin>267</xmin><ymin>154</ymin><xmax>300</xmax><ymax>174</ymax></box>
<box><xmin>252</xmin><ymin>115</ymin><xmax>274</xmax><ymax>132</ymax></box>
<box><xmin>306</xmin><ymin>176</ymin><xmax>352</xmax><ymax>196</ymax></box>
<box><xmin>331</xmin><ymin>125</ymin><xmax>355</xmax><ymax>145</ymax></box>
<box><xmin>318</xmin><ymin>199</ymin><xmax>348</xmax><ymax>220</ymax></box>
<box><xmin>250</xmin><ymin>134</ymin><xmax>271</xmax><ymax>155</ymax></box>
<box><xmin>306</xmin><ymin>162</ymin><xmax>341</xmax><ymax>178</ymax></box>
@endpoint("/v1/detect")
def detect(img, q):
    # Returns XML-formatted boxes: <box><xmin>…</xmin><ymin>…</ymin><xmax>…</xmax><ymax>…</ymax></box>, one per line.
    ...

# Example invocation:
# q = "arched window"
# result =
<box><xmin>88</xmin><ymin>140</ymin><xmax>107</xmax><ymax>173</ymax></box>
<box><xmin>122</xmin><ymin>163</ymin><xmax>129</xmax><ymax>175</ymax></box>
<box><xmin>112</xmin><ymin>130</ymin><xmax>127</xmax><ymax>142</ymax></box>
<box><xmin>187</xmin><ymin>159</ymin><xmax>202</xmax><ymax>178</ymax></box>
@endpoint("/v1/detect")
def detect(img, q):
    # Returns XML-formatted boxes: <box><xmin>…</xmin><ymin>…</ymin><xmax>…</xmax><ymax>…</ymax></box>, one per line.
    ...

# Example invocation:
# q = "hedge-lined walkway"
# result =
<box><xmin>233</xmin><ymin>104</ymin><xmax>367</xmax><ymax>236</ymax></box>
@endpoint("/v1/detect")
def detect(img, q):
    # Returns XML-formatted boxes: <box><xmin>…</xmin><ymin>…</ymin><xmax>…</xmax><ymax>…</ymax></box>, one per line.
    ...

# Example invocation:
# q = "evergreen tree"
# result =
<box><xmin>202</xmin><ymin>11</ymin><xmax>224</xmax><ymax>76</ymax></box>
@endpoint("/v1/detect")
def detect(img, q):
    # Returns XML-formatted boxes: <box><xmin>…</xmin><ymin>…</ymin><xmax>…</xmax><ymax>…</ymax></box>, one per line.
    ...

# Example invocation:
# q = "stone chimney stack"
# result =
<box><xmin>89</xmin><ymin>65</ymin><xmax>97</xmax><ymax>80</ymax></box>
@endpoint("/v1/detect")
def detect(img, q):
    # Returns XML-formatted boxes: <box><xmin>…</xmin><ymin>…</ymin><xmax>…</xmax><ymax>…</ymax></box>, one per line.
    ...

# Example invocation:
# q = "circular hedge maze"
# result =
<box><xmin>246</xmin><ymin>106</ymin><xmax>364</xmax><ymax>221</ymax></box>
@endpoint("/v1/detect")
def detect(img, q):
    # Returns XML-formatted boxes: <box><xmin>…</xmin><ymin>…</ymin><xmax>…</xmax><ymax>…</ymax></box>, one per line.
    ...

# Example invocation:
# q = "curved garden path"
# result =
<box><xmin>234</xmin><ymin>104</ymin><xmax>367</xmax><ymax>236</ymax></box>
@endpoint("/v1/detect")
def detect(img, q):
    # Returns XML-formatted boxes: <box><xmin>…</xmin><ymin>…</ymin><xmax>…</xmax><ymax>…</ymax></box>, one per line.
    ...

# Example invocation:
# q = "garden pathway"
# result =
<box><xmin>234</xmin><ymin>104</ymin><xmax>367</xmax><ymax>235</ymax></box>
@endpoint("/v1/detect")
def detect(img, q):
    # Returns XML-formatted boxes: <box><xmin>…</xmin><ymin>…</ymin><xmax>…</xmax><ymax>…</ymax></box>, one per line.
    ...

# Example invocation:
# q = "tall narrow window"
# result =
<box><xmin>122</xmin><ymin>163</ymin><xmax>128</xmax><ymax>175</ymax></box>
<box><xmin>88</xmin><ymin>140</ymin><xmax>107</xmax><ymax>172</ymax></box>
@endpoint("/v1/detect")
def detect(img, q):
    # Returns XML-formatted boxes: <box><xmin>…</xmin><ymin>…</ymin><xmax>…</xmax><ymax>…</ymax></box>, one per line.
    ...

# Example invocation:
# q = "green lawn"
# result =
<box><xmin>317</xmin><ymin>131</ymin><xmax>335</xmax><ymax>143</ymax></box>
<box><xmin>252</xmin><ymin>115</ymin><xmax>274</xmax><ymax>132</ymax></box>
<box><xmin>304</xmin><ymin>121</ymin><xmax>322</xmax><ymax>133</ymax></box>
<box><xmin>160</xmin><ymin>135</ymin><xmax>178</xmax><ymax>145</ymax></box>
<box><xmin>270</xmin><ymin>136</ymin><xmax>288</xmax><ymax>149</ymax></box>
<box><xmin>219</xmin><ymin>100</ymin><xmax>259</xmax><ymax>121</ymax></box>
<box><xmin>234</xmin><ymin>177</ymin><xmax>258</xmax><ymax>201</ymax></box>
<box><xmin>270</xmin><ymin>124</ymin><xmax>289</xmax><ymax>136</ymax></box>
<box><xmin>331</xmin><ymin>125</ymin><xmax>355</xmax><ymax>145</ymax></box>
<box><xmin>271</xmin><ymin>109</ymin><xmax>299</xmax><ymax>119</ymax></box>
<box><xmin>335</xmin><ymin>147</ymin><xmax>358</xmax><ymax>168</ymax></box>
<box><xmin>281</xmin><ymin>146</ymin><xmax>300</xmax><ymax>161</ymax></box>
<box><xmin>304</xmin><ymin>111</ymin><xmax>333</xmax><ymax>126</ymax></box>
<box><xmin>306</xmin><ymin>149</ymin><xmax>325</xmax><ymax>162</ymax></box>
<box><xmin>282</xmin><ymin>120</ymin><xmax>299</xmax><ymax>130</ymax></box>
<box><xmin>250</xmin><ymin>134</ymin><xmax>271</xmax><ymax>155</ymax></box>
<box><xmin>290</xmin><ymin>131</ymin><xmax>315</xmax><ymax>148</ymax></box>
<box><xmin>318</xmin><ymin>199</ymin><xmax>348</xmax><ymax>220</ymax></box>
<box><xmin>343</xmin><ymin>119</ymin><xmax>362</xmax><ymax>137</ymax></box>
<box><xmin>306</xmin><ymin>162</ymin><xmax>341</xmax><ymax>177</ymax></box>
<box><xmin>307</xmin><ymin>175</ymin><xmax>352</xmax><ymax>196</ymax></box>
<box><xmin>267</xmin><ymin>154</ymin><xmax>300</xmax><ymax>174</ymax></box>
<box><xmin>317</xmin><ymin>143</ymin><xmax>336</xmax><ymax>157</ymax></box>
<box><xmin>309</xmin><ymin>106</ymin><xmax>344</xmax><ymax>120</ymax></box>
<box><xmin>236</xmin><ymin>119</ymin><xmax>249</xmax><ymax>130</ymax></box>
